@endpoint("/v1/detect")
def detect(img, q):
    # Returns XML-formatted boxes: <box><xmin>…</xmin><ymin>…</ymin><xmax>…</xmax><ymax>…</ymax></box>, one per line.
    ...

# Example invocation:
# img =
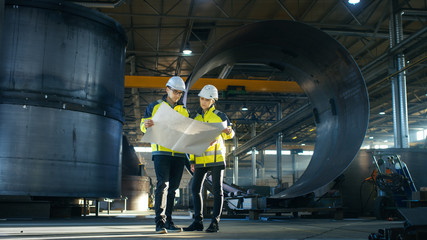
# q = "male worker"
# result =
<box><xmin>140</xmin><ymin>76</ymin><xmax>189</xmax><ymax>234</ymax></box>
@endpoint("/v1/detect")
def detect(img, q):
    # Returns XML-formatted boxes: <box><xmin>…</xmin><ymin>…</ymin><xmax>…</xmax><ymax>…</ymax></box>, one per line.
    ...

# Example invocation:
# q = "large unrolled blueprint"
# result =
<box><xmin>141</xmin><ymin>103</ymin><xmax>227</xmax><ymax>155</ymax></box>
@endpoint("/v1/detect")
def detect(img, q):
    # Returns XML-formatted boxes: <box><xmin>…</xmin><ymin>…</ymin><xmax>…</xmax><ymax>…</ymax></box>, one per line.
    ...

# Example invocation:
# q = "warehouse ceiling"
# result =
<box><xmin>75</xmin><ymin>0</ymin><xmax>427</xmax><ymax>151</ymax></box>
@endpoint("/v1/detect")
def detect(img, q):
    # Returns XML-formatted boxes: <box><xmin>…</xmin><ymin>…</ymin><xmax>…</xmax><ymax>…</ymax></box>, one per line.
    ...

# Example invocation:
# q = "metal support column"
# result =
<box><xmin>390</xmin><ymin>0</ymin><xmax>410</xmax><ymax>148</ymax></box>
<box><xmin>123</xmin><ymin>197</ymin><xmax>127</xmax><ymax>213</ymax></box>
<box><xmin>126</xmin><ymin>56</ymin><xmax>142</xmax><ymax>145</ymax></box>
<box><xmin>260</xmin><ymin>150</ymin><xmax>265</xmax><ymax>179</ymax></box>
<box><xmin>276</xmin><ymin>133</ymin><xmax>283</xmax><ymax>188</ymax></box>
<box><xmin>291</xmin><ymin>151</ymin><xmax>296</xmax><ymax>184</ymax></box>
<box><xmin>0</xmin><ymin>0</ymin><xmax>4</xmax><ymax>48</ymax></box>
<box><xmin>233</xmin><ymin>130</ymin><xmax>239</xmax><ymax>185</ymax></box>
<box><xmin>95</xmin><ymin>199</ymin><xmax>99</xmax><ymax>217</ymax></box>
<box><xmin>83</xmin><ymin>198</ymin><xmax>87</xmax><ymax>216</ymax></box>
<box><xmin>276</xmin><ymin>103</ymin><xmax>283</xmax><ymax>188</ymax></box>
<box><xmin>251</xmin><ymin>124</ymin><xmax>257</xmax><ymax>186</ymax></box>
<box><xmin>290</xmin><ymin>149</ymin><xmax>302</xmax><ymax>184</ymax></box>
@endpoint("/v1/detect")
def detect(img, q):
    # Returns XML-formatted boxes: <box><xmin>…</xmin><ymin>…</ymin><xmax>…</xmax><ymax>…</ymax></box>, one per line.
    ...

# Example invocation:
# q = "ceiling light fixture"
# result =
<box><xmin>183</xmin><ymin>43</ymin><xmax>192</xmax><ymax>55</ymax></box>
<box><xmin>348</xmin><ymin>0</ymin><xmax>360</xmax><ymax>4</ymax></box>
<box><xmin>241</xmin><ymin>104</ymin><xmax>248</xmax><ymax>111</ymax></box>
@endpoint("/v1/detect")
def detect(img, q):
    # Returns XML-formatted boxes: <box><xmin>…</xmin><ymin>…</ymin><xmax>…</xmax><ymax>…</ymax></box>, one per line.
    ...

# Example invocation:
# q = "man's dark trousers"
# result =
<box><xmin>153</xmin><ymin>155</ymin><xmax>186</xmax><ymax>223</ymax></box>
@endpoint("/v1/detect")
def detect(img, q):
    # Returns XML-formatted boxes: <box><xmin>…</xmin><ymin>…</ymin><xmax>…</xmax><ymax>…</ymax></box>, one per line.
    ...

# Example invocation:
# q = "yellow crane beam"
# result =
<box><xmin>125</xmin><ymin>76</ymin><xmax>304</xmax><ymax>94</ymax></box>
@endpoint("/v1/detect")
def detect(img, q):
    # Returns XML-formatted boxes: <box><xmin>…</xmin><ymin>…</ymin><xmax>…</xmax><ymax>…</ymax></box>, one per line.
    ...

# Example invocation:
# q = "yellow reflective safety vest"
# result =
<box><xmin>140</xmin><ymin>95</ymin><xmax>189</xmax><ymax>158</ymax></box>
<box><xmin>189</xmin><ymin>105</ymin><xmax>234</xmax><ymax>168</ymax></box>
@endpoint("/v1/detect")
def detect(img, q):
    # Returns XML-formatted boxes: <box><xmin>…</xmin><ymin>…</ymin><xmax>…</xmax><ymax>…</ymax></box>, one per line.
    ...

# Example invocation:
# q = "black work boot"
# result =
<box><xmin>155</xmin><ymin>221</ymin><xmax>167</xmax><ymax>234</ymax></box>
<box><xmin>165</xmin><ymin>220</ymin><xmax>182</xmax><ymax>232</ymax></box>
<box><xmin>183</xmin><ymin>220</ymin><xmax>204</xmax><ymax>231</ymax></box>
<box><xmin>205</xmin><ymin>220</ymin><xmax>219</xmax><ymax>233</ymax></box>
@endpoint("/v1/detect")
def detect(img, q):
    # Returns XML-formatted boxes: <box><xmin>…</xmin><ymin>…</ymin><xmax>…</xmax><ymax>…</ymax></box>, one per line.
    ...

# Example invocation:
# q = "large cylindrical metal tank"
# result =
<box><xmin>0</xmin><ymin>0</ymin><xmax>127</xmax><ymax>198</ymax></box>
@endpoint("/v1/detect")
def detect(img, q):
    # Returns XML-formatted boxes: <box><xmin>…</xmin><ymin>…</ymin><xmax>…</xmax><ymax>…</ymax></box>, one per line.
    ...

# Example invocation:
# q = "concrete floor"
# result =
<box><xmin>0</xmin><ymin>211</ymin><xmax>404</xmax><ymax>240</ymax></box>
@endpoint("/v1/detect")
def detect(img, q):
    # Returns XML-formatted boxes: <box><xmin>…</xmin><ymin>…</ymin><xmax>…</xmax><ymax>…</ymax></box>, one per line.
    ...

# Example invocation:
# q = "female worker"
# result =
<box><xmin>141</xmin><ymin>76</ymin><xmax>189</xmax><ymax>234</ymax></box>
<box><xmin>184</xmin><ymin>84</ymin><xmax>235</xmax><ymax>233</ymax></box>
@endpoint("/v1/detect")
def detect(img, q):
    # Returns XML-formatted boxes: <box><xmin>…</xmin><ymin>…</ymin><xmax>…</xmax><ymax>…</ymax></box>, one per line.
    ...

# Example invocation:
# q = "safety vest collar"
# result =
<box><xmin>162</xmin><ymin>94</ymin><xmax>184</xmax><ymax>108</ymax></box>
<box><xmin>199</xmin><ymin>105</ymin><xmax>216</xmax><ymax>119</ymax></box>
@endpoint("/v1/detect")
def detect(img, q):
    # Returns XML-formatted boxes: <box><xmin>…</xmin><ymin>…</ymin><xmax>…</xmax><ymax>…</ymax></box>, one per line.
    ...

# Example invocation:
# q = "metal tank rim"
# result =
<box><xmin>5</xmin><ymin>0</ymin><xmax>127</xmax><ymax>44</ymax></box>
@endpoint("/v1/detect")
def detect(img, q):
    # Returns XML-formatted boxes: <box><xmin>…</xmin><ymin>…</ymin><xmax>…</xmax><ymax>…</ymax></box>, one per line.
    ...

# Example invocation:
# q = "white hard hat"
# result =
<box><xmin>166</xmin><ymin>76</ymin><xmax>186</xmax><ymax>92</ymax></box>
<box><xmin>198</xmin><ymin>84</ymin><xmax>218</xmax><ymax>100</ymax></box>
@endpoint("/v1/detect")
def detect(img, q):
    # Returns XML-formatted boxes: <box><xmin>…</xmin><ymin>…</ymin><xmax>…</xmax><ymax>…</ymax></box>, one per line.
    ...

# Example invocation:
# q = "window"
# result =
<box><xmin>416</xmin><ymin>129</ymin><xmax>426</xmax><ymax>141</ymax></box>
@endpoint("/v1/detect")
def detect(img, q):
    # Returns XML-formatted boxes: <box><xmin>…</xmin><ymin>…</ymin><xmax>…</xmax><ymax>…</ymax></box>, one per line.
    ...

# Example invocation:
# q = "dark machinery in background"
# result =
<box><xmin>365</xmin><ymin>152</ymin><xmax>427</xmax><ymax>240</ymax></box>
<box><xmin>367</xmin><ymin>152</ymin><xmax>417</xmax><ymax>220</ymax></box>
<box><xmin>219</xmin><ymin>179</ymin><xmax>344</xmax><ymax>220</ymax></box>
<box><xmin>368</xmin><ymin>208</ymin><xmax>427</xmax><ymax>240</ymax></box>
<box><xmin>190</xmin><ymin>168</ymin><xmax>344</xmax><ymax>220</ymax></box>
<box><xmin>196</xmin><ymin>149</ymin><xmax>427</xmax><ymax>223</ymax></box>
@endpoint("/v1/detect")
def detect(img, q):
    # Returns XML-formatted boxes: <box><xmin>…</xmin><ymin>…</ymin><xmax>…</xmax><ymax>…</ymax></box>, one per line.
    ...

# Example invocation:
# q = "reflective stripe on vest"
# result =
<box><xmin>195</xmin><ymin>149</ymin><xmax>223</xmax><ymax>157</ymax></box>
<box><xmin>152</xmin><ymin>150</ymin><xmax>186</xmax><ymax>158</ymax></box>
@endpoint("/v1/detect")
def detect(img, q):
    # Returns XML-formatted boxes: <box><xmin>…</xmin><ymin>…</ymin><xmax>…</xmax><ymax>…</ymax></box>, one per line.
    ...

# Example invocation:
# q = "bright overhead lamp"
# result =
<box><xmin>183</xmin><ymin>43</ymin><xmax>192</xmax><ymax>55</ymax></box>
<box><xmin>348</xmin><ymin>0</ymin><xmax>360</xmax><ymax>4</ymax></box>
<box><xmin>183</xmin><ymin>49</ymin><xmax>192</xmax><ymax>55</ymax></box>
<box><xmin>241</xmin><ymin>104</ymin><xmax>248</xmax><ymax>111</ymax></box>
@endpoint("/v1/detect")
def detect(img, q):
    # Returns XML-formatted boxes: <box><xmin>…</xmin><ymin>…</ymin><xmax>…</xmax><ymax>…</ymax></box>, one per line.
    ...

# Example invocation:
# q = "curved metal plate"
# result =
<box><xmin>185</xmin><ymin>20</ymin><xmax>369</xmax><ymax>198</ymax></box>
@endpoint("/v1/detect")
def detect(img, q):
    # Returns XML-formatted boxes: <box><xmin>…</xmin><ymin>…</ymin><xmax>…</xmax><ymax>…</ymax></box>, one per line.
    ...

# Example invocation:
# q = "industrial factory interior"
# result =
<box><xmin>1</xmin><ymin>0</ymin><xmax>427</xmax><ymax>239</ymax></box>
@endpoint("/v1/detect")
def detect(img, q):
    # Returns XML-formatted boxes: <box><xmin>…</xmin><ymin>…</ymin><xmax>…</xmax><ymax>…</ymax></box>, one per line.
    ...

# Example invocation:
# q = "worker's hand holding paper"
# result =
<box><xmin>141</xmin><ymin>102</ymin><xmax>227</xmax><ymax>155</ymax></box>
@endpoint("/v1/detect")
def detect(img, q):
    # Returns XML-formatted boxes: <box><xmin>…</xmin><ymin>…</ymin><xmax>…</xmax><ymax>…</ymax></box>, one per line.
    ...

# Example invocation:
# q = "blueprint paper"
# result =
<box><xmin>141</xmin><ymin>102</ymin><xmax>227</xmax><ymax>155</ymax></box>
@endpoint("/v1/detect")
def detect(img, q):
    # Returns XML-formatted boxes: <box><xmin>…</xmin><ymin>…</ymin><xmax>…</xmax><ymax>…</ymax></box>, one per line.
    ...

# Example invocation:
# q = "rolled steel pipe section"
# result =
<box><xmin>185</xmin><ymin>20</ymin><xmax>369</xmax><ymax>198</ymax></box>
<box><xmin>0</xmin><ymin>0</ymin><xmax>127</xmax><ymax>197</ymax></box>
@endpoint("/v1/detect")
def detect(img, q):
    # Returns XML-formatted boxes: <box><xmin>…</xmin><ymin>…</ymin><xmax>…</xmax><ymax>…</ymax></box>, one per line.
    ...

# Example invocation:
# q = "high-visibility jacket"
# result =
<box><xmin>140</xmin><ymin>95</ymin><xmax>189</xmax><ymax>158</ymax></box>
<box><xmin>189</xmin><ymin>105</ymin><xmax>234</xmax><ymax>168</ymax></box>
